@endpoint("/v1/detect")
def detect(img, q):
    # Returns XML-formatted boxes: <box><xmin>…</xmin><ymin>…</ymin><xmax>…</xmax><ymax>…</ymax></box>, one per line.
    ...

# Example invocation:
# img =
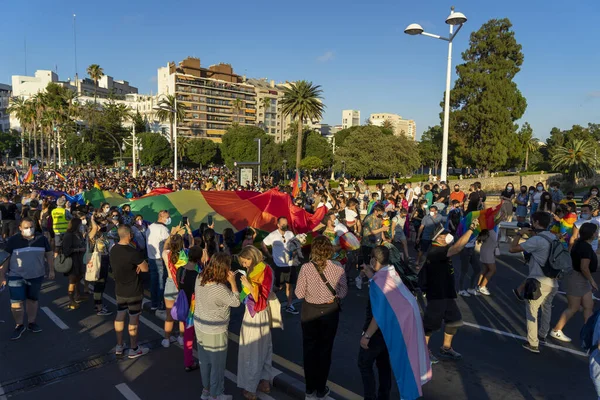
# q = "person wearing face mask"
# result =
<box><xmin>531</xmin><ymin>182</ymin><xmax>545</xmax><ymax>215</ymax></box>
<box><xmin>62</xmin><ymin>218</ymin><xmax>88</xmax><ymax>309</ymax></box>
<box><xmin>262</xmin><ymin>217</ymin><xmax>297</xmax><ymax>315</ymax></box>
<box><xmin>360</xmin><ymin>204</ymin><xmax>388</xmax><ymax>266</ymax></box>
<box><xmin>411</xmin><ymin>200</ymin><xmax>427</xmax><ymax>243</ymax></box>
<box><xmin>570</xmin><ymin>205</ymin><xmax>600</xmax><ymax>253</ymax></box>
<box><xmin>538</xmin><ymin>192</ymin><xmax>555</xmax><ymax>213</ymax></box>
<box><xmin>416</xmin><ymin>206</ymin><xmax>447</xmax><ymax>268</ymax></box>
<box><xmin>449</xmin><ymin>184</ymin><xmax>466</xmax><ymax>208</ymax></box>
<box><xmin>121</xmin><ymin>204</ymin><xmax>134</xmax><ymax>226</ymax></box>
<box><xmin>560</xmin><ymin>191</ymin><xmax>576</xmax><ymax>205</ymax></box>
<box><xmin>422</xmin><ymin>219</ymin><xmax>480</xmax><ymax>363</ymax></box>
<box><xmin>500</xmin><ymin>183</ymin><xmax>516</xmax><ymax>222</ymax></box>
<box><xmin>515</xmin><ymin>186</ymin><xmax>530</xmax><ymax>226</ymax></box>
<box><xmin>1</xmin><ymin>217</ymin><xmax>54</xmax><ymax>340</ymax></box>
<box><xmin>131</xmin><ymin>215</ymin><xmax>147</xmax><ymax>251</ymax></box>
<box><xmin>584</xmin><ymin>187</ymin><xmax>600</xmax><ymax>214</ymax></box>
<box><xmin>465</xmin><ymin>184</ymin><xmax>481</xmax><ymax>213</ymax></box>
<box><xmin>549</xmin><ymin>182</ymin><xmax>564</xmax><ymax>206</ymax></box>
<box><xmin>145</xmin><ymin>210</ymin><xmax>172</xmax><ymax>312</ymax></box>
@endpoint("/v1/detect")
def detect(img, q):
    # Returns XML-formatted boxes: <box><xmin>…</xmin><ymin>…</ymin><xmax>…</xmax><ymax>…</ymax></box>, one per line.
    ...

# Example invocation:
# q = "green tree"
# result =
<box><xmin>132</xmin><ymin>111</ymin><xmax>146</xmax><ymax>134</ymax></box>
<box><xmin>300</xmin><ymin>156</ymin><xmax>323</xmax><ymax>170</ymax></box>
<box><xmin>382</xmin><ymin>119</ymin><xmax>395</xmax><ymax>134</ymax></box>
<box><xmin>220</xmin><ymin>125</ymin><xmax>282</xmax><ymax>172</ymax></box>
<box><xmin>552</xmin><ymin>139</ymin><xmax>595</xmax><ymax>183</ymax></box>
<box><xmin>187</xmin><ymin>138</ymin><xmax>218</xmax><ymax>167</ymax></box>
<box><xmin>259</xmin><ymin>97</ymin><xmax>271</xmax><ymax>130</ymax></box>
<box><xmin>280</xmin><ymin>81</ymin><xmax>325</xmax><ymax>179</ymax></box>
<box><xmin>139</xmin><ymin>132</ymin><xmax>173</xmax><ymax>167</ymax></box>
<box><xmin>7</xmin><ymin>97</ymin><xmax>32</xmax><ymax>161</ymax></box>
<box><xmin>334</xmin><ymin>126</ymin><xmax>420</xmax><ymax>177</ymax></box>
<box><xmin>155</xmin><ymin>95</ymin><xmax>188</xmax><ymax>149</ymax></box>
<box><xmin>517</xmin><ymin>122</ymin><xmax>539</xmax><ymax>171</ymax></box>
<box><xmin>231</xmin><ymin>98</ymin><xmax>245</xmax><ymax>123</ymax></box>
<box><xmin>447</xmin><ymin>18</ymin><xmax>527</xmax><ymax>173</ymax></box>
<box><xmin>334</xmin><ymin>126</ymin><xmax>361</xmax><ymax>148</ymax></box>
<box><xmin>86</xmin><ymin>64</ymin><xmax>104</xmax><ymax>102</ymax></box>
<box><xmin>0</xmin><ymin>131</ymin><xmax>21</xmax><ymax>157</ymax></box>
<box><xmin>418</xmin><ymin>125</ymin><xmax>443</xmax><ymax>175</ymax></box>
<box><xmin>282</xmin><ymin>130</ymin><xmax>333</xmax><ymax>167</ymax></box>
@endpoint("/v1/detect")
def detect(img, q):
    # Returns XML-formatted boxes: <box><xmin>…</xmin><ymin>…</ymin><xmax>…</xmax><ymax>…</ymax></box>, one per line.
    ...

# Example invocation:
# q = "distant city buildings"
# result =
<box><xmin>0</xmin><ymin>84</ymin><xmax>11</xmax><ymax>132</ymax></box>
<box><xmin>247</xmin><ymin>78</ymin><xmax>293</xmax><ymax>143</ymax></box>
<box><xmin>341</xmin><ymin>109</ymin><xmax>360</xmax><ymax>129</ymax></box>
<box><xmin>369</xmin><ymin>113</ymin><xmax>416</xmax><ymax>140</ymax></box>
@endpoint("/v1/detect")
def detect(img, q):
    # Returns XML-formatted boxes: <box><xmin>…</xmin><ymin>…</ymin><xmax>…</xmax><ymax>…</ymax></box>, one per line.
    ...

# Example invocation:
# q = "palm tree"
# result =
<box><xmin>155</xmin><ymin>94</ymin><xmax>187</xmax><ymax>149</ymax></box>
<box><xmin>177</xmin><ymin>136</ymin><xmax>190</xmax><ymax>162</ymax></box>
<box><xmin>231</xmin><ymin>98</ymin><xmax>245</xmax><ymax>123</ymax></box>
<box><xmin>382</xmin><ymin>119</ymin><xmax>395</xmax><ymax>134</ymax></box>
<box><xmin>280</xmin><ymin>81</ymin><xmax>324</xmax><ymax>178</ymax></box>
<box><xmin>86</xmin><ymin>64</ymin><xmax>104</xmax><ymax>102</ymax></box>
<box><xmin>524</xmin><ymin>138</ymin><xmax>540</xmax><ymax>171</ymax></box>
<box><xmin>552</xmin><ymin>139</ymin><xmax>595</xmax><ymax>184</ymax></box>
<box><xmin>260</xmin><ymin>97</ymin><xmax>271</xmax><ymax>131</ymax></box>
<box><xmin>7</xmin><ymin>97</ymin><xmax>31</xmax><ymax>162</ymax></box>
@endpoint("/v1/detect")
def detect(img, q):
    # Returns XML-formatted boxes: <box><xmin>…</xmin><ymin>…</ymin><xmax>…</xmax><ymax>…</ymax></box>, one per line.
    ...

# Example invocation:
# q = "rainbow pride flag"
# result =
<box><xmin>93</xmin><ymin>179</ymin><xmax>101</xmax><ymax>190</ymax></box>
<box><xmin>292</xmin><ymin>171</ymin><xmax>300</xmax><ymax>198</ymax></box>
<box><xmin>23</xmin><ymin>165</ymin><xmax>34</xmax><ymax>183</ymax></box>
<box><xmin>239</xmin><ymin>262</ymin><xmax>273</xmax><ymax>317</ymax></box>
<box><xmin>551</xmin><ymin>212</ymin><xmax>577</xmax><ymax>246</ymax></box>
<box><xmin>370</xmin><ymin>265</ymin><xmax>431</xmax><ymax>399</ymax></box>
<box><xmin>55</xmin><ymin>171</ymin><xmax>66</xmax><ymax>181</ymax></box>
<box><xmin>14</xmin><ymin>169</ymin><xmax>20</xmax><ymax>186</ymax></box>
<box><xmin>456</xmin><ymin>204</ymin><xmax>502</xmax><ymax>239</ymax></box>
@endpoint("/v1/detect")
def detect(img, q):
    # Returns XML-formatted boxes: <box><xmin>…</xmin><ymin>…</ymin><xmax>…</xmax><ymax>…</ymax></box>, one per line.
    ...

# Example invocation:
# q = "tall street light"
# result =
<box><xmin>153</xmin><ymin>96</ymin><xmax>179</xmax><ymax>180</ymax></box>
<box><xmin>405</xmin><ymin>6</ymin><xmax>467</xmax><ymax>182</ymax></box>
<box><xmin>254</xmin><ymin>138</ymin><xmax>261</xmax><ymax>183</ymax></box>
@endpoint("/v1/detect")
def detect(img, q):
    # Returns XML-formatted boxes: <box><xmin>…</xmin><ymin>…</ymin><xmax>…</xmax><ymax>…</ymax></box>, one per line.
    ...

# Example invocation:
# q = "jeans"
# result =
<box><xmin>148</xmin><ymin>258</ymin><xmax>166</xmax><ymax>308</ymax></box>
<box><xmin>457</xmin><ymin>247</ymin><xmax>482</xmax><ymax>291</ymax></box>
<box><xmin>197</xmin><ymin>331</ymin><xmax>228</xmax><ymax>397</ymax></box>
<box><xmin>358</xmin><ymin>334</ymin><xmax>392</xmax><ymax>400</ymax></box>
<box><xmin>590</xmin><ymin>349</ymin><xmax>600</xmax><ymax>399</ymax></box>
<box><xmin>526</xmin><ymin>282</ymin><xmax>558</xmax><ymax>347</ymax></box>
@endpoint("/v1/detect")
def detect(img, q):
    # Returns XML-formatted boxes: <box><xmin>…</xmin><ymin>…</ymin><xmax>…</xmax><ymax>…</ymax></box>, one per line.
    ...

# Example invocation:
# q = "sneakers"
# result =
<box><xmin>477</xmin><ymin>286</ymin><xmax>491</xmax><ymax>296</ymax></box>
<box><xmin>27</xmin><ymin>322</ymin><xmax>42</xmax><ymax>333</ymax></box>
<box><xmin>439</xmin><ymin>347</ymin><xmax>462</xmax><ymax>360</ymax></box>
<box><xmin>115</xmin><ymin>344</ymin><xmax>126</xmax><ymax>356</ymax></box>
<box><xmin>150</xmin><ymin>305</ymin><xmax>159</xmax><ymax>311</ymax></box>
<box><xmin>97</xmin><ymin>306</ymin><xmax>113</xmax><ymax>316</ymax></box>
<box><xmin>68</xmin><ymin>301</ymin><xmax>80</xmax><ymax>310</ymax></box>
<box><xmin>522</xmin><ymin>342</ymin><xmax>540</xmax><ymax>354</ymax></box>
<box><xmin>285</xmin><ymin>305</ymin><xmax>299</xmax><ymax>315</ymax></box>
<box><xmin>177</xmin><ymin>335</ymin><xmax>184</xmax><ymax>346</ymax></box>
<box><xmin>467</xmin><ymin>288</ymin><xmax>480</xmax><ymax>296</ymax></box>
<box><xmin>538</xmin><ymin>336</ymin><xmax>547</xmax><ymax>345</ymax></box>
<box><xmin>305</xmin><ymin>392</ymin><xmax>317</xmax><ymax>400</ymax></box>
<box><xmin>11</xmin><ymin>324</ymin><xmax>26</xmax><ymax>340</ymax></box>
<box><xmin>128</xmin><ymin>345</ymin><xmax>149</xmax><ymax>359</ymax></box>
<box><xmin>201</xmin><ymin>389</ymin><xmax>210</xmax><ymax>400</ymax></box>
<box><xmin>316</xmin><ymin>386</ymin><xmax>330</xmax><ymax>400</ymax></box>
<box><xmin>512</xmin><ymin>288</ymin><xmax>524</xmax><ymax>301</ymax></box>
<box><xmin>549</xmin><ymin>330</ymin><xmax>572</xmax><ymax>343</ymax></box>
<box><xmin>458</xmin><ymin>290</ymin><xmax>471</xmax><ymax>297</ymax></box>
<box><xmin>161</xmin><ymin>336</ymin><xmax>177</xmax><ymax>348</ymax></box>
<box><xmin>75</xmin><ymin>295</ymin><xmax>89</xmax><ymax>303</ymax></box>
<box><xmin>429</xmin><ymin>350</ymin><xmax>439</xmax><ymax>365</ymax></box>
<box><xmin>210</xmin><ymin>395</ymin><xmax>232</xmax><ymax>400</ymax></box>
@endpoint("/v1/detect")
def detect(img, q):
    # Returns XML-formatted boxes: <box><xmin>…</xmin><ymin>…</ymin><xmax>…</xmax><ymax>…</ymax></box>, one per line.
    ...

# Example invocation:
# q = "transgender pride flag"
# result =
<box><xmin>370</xmin><ymin>266</ymin><xmax>431</xmax><ymax>400</ymax></box>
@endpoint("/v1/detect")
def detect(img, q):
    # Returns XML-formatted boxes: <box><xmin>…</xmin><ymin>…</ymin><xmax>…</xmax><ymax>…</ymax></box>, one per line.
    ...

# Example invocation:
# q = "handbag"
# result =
<box><xmin>54</xmin><ymin>252</ymin><xmax>73</xmax><ymax>274</ymax></box>
<box><xmin>85</xmin><ymin>250</ymin><xmax>102</xmax><ymax>281</ymax></box>
<box><xmin>313</xmin><ymin>262</ymin><xmax>342</xmax><ymax>312</ymax></box>
<box><xmin>267</xmin><ymin>292</ymin><xmax>284</xmax><ymax>330</ymax></box>
<box><xmin>171</xmin><ymin>290</ymin><xmax>189</xmax><ymax>321</ymax></box>
<box><xmin>494</xmin><ymin>247</ymin><xmax>501</xmax><ymax>257</ymax></box>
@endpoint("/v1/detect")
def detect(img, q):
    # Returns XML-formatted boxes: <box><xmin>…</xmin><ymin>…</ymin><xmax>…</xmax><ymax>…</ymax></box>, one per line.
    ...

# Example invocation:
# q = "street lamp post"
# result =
<box><xmin>122</xmin><ymin>124</ymin><xmax>143</xmax><ymax>177</ymax></box>
<box><xmin>405</xmin><ymin>6</ymin><xmax>467</xmax><ymax>182</ymax></box>
<box><xmin>254</xmin><ymin>138</ymin><xmax>261</xmax><ymax>183</ymax></box>
<box><xmin>283</xmin><ymin>159</ymin><xmax>287</xmax><ymax>180</ymax></box>
<box><xmin>342</xmin><ymin>160</ymin><xmax>346</xmax><ymax>177</ymax></box>
<box><xmin>153</xmin><ymin>96</ymin><xmax>179</xmax><ymax>180</ymax></box>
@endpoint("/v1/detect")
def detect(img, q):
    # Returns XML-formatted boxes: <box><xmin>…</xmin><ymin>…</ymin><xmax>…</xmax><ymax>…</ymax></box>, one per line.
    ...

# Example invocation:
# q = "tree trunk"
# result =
<box><xmin>295</xmin><ymin>119</ymin><xmax>303</xmax><ymax>180</ymax></box>
<box><xmin>170</xmin><ymin>121</ymin><xmax>174</xmax><ymax>149</ymax></box>
<box><xmin>40</xmin><ymin>131</ymin><xmax>44</xmax><ymax>167</ymax></box>
<box><xmin>524</xmin><ymin>148</ymin><xmax>529</xmax><ymax>171</ymax></box>
<box><xmin>33</xmin><ymin>128</ymin><xmax>38</xmax><ymax>160</ymax></box>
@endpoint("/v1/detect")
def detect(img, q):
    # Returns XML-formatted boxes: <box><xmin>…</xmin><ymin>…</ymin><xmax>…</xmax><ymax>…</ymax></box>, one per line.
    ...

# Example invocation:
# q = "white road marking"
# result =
<box><xmin>0</xmin><ymin>383</ymin><xmax>7</xmax><ymax>400</ymax></box>
<box><xmin>463</xmin><ymin>321</ymin><xmax>588</xmax><ymax>357</ymax></box>
<box><xmin>41</xmin><ymin>306</ymin><xmax>69</xmax><ymax>330</ymax></box>
<box><xmin>115</xmin><ymin>383</ymin><xmax>142</xmax><ymax>400</ymax></box>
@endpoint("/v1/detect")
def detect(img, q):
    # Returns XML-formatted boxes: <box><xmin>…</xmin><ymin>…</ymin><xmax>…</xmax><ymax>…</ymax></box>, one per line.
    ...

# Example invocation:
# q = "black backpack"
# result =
<box><xmin>539</xmin><ymin>235</ymin><xmax>573</xmax><ymax>279</ymax></box>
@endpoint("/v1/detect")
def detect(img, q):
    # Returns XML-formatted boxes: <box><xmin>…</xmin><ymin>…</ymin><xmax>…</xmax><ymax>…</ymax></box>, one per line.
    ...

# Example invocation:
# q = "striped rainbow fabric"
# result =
<box><xmin>456</xmin><ymin>204</ymin><xmax>502</xmax><ymax>239</ymax></box>
<box><xmin>370</xmin><ymin>265</ymin><xmax>431</xmax><ymax>400</ymax></box>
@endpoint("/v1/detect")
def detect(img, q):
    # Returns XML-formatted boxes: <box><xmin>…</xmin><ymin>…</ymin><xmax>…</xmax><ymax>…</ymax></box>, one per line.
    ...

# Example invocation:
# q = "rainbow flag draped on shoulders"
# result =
<box><xmin>455</xmin><ymin>204</ymin><xmax>502</xmax><ymax>240</ymax></box>
<box><xmin>239</xmin><ymin>262</ymin><xmax>273</xmax><ymax>317</ymax></box>
<box><xmin>551</xmin><ymin>212</ymin><xmax>577</xmax><ymax>247</ymax></box>
<box><xmin>370</xmin><ymin>265</ymin><xmax>431</xmax><ymax>400</ymax></box>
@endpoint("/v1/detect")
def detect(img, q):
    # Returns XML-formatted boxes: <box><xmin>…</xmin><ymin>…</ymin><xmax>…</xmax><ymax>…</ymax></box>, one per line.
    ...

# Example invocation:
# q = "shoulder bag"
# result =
<box><xmin>54</xmin><ymin>250</ymin><xmax>73</xmax><ymax>274</ymax></box>
<box><xmin>313</xmin><ymin>261</ymin><xmax>342</xmax><ymax>312</ymax></box>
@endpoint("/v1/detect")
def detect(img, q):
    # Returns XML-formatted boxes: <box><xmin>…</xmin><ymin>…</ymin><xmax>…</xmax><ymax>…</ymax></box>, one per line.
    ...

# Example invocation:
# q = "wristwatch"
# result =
<box><xmin>362</xmin><ymin>332</ymin><xmax>371</xmax><ymax>339</ymax></box>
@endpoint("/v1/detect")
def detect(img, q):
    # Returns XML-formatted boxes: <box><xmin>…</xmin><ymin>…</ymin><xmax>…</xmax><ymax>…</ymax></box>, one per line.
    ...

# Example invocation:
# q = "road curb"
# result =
<box><xmin>272</xmin><ymin>371</ymin><xmax>307</xmax><ymax>399</ymax></box>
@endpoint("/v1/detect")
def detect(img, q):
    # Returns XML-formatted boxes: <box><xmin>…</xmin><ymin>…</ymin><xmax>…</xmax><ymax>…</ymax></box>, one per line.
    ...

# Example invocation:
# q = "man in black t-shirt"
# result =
<box><xmin>110</xmin><ymin>225</ymin><xmax>149</xmax><ymax>359</ymax></box>
<box><xmin>465</xmin><ymin>184</ymin><xmax>481</xmax><ymax>213</ymax></box>
<box><xmin>435</xmin><ymin>182</ymin><xmax>451</xmax><ymax>212</ymax></box>
<box><xmin>0</xmin><ymin>195</ymin><xmax>19</xmax><ymax>239</ymax></box>
<box><xmin>423</xmin><ymin>220</ymin><xmax>479</xmax><ymax>363</ymax></box>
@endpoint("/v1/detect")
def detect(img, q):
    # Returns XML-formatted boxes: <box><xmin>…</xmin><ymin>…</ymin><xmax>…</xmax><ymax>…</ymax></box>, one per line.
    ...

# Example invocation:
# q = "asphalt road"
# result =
<box><xmin>0</xmin><ymin>245</ymin><xmax>597</xmax><ymax>400</ymax></box>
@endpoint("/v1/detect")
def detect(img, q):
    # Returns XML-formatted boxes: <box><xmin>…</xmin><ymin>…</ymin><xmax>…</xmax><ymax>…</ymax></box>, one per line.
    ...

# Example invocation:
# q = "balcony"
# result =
<box><xmin>176</xmin><ymin>78</ymin><xmax>255</xmax><ymax>95</ymax></box>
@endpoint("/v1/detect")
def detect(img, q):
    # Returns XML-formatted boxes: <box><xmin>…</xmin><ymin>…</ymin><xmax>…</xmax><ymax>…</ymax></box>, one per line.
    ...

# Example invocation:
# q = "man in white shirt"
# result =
<box><xmin>405</xmin><ymin>183</ymin><xmax>415</xmax><ymax>209</ymax></box>
<box><xmin>413</xmin><ymin>184</ymin><xmax>422</xmax><ymax>199</ymax></box>
<box><xmin>145</xmin><ymin>210</ymin><xmax>171</xmax><ymax>311</ymax></box>
<box><xmin>570</xmin><ymin>205</ymin><xmax>600</xmax><ymax>252</ymax></box>
<box><xmin>509</xmin><ymin>211</ymin><xmax>559</xmax><ymax>353</ymax></box>
<box><xmin>262</xmin><ymin>217</ymin><xmax>298</xmax><ymax>314</ymax></box>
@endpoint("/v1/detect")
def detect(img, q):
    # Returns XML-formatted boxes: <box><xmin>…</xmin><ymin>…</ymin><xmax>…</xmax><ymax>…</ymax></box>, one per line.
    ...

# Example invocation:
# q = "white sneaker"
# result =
<box><xmin>201</xmin><ymin>389</ymin><xmax>210</xmax><ymax>400</ymax></box>
<box><xmin>467</xmin><ymin>288</ymin><xmax>480</xmax><ymax>296</ymax></box>
<box><xmin>177</xmin><ymin>335</ymin><xmax>184</xmax><ymax>346</ymax></box>
<box><xmin>161</xmin><ymin>336</ymin><xmax>177</xmax><ymax>348</ymax></box>
<box><xmin>128</xmin><ymin>345</ymin><xmax>149</xmax><ymax>359</ymax></box>
<box><xmin>458</xmin><ymin>290</ymin><xmax>471</xmax><ymax>297</ymax></box>
<box><xmin>210</xmin><ymin>395</ymin><xmax>232</xmax><ymax>400</ymax></box>
<box><xmin>478</xmin><ymin>286</ymin><xmax>491</xmax><ymax>296</ymax></box>
<box><xmin>115</xmin><ymin>344</ymin><xmax>126</xmax><ymax>355</ymax></box>
<box><xmin>549</xmin><ymin>330</ymin><xmax>572</xmax><ymax>343</ymax></box>
<box><xmin>355</xmin><ymin>276</ymin><xmax>363</xmax><ymax>290</ymax></box>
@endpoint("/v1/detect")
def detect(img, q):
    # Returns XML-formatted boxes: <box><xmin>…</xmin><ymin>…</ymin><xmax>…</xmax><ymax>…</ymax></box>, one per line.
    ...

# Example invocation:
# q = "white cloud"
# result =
<box><xmin>587</xmin><ymin>91</ymin><xmax>600</xmax><ymax>99</ymax></box>
<box><xmin>317</xmin><ymin>51</ymin><xmax>335</xmax><ymax>63</ymax></box>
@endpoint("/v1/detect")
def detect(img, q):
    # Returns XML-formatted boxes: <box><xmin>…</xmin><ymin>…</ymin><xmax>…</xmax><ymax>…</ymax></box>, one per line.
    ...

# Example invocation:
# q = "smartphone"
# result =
<box><xmin>207</xmin><ymin>215</ymin><xmax>213</xmax><ymax>226</ymax></box>
<box><xmin>235</xmin><ymin>269</ymin><xmax>247</xmax><ymax>276</ymax></box>
<box><xmin>182</xmin><ymin>216</ymin><xmax>189</xmax><ymax>226</ymax></box>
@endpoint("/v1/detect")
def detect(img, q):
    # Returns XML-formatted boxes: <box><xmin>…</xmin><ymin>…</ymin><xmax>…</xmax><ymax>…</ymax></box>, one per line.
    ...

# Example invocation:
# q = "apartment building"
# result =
<box><xmin>369</xmin><ymin>113</ymin><xmax>416</xmax><ymax>140</ymax></box>
<box><xmin>246</xmin><ymin>78</ymin><xmax>294</xmax><ymax>143</ymax></box>
<box><xmin>342</xmin><ymin>109</ymin><xmax>360</xmax><ymax>129</ymax></box>
<box><xmin>0</xmin><ymin>84</ymin><xmax>11</xmax><ymax>132</ymax></box>
<box><xmin>157</xmin><ymin>57</ymin><xmax>257</xmax><ymax>142</ymax></box>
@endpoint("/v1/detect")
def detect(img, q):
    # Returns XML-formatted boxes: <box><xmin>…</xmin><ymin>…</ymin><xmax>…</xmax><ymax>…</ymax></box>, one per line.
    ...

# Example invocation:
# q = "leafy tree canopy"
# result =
<box><xmin>187</xmin><ymin>139</ymin><xmax>218</xmax><ymax>167</ymax></box>
<box><xmin>220</xmin><ymin>125</ymin><xmax>282</xmax><ymax>171</ymax></box>
<box><xmin>138</xmin><ymin>132</ymin><xmax>172</xmax><ymax>167</ymax></box>
<box><xmin>300</xmin><ymin>156</ymin><xmax>323</xmax><ymax>170</ymax></box>
<box><xmin>418</xmin><ymin>125</ymin><xmax>442</xmax><ymax>171</ymax></box>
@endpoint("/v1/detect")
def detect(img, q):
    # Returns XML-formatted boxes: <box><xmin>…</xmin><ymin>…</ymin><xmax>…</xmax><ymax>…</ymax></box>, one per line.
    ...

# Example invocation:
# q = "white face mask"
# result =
<box><xmin>429</xmin><ymin>212</ymin><xmax>436</xmax><ymax>217</ymax></box>
<box><xmin>81</xmin><ymin>219</ymin><xmax>87</xmax><ymax>225</ymax></box>
<box><xmin>445</xmin><ymin>233</ymin><xmax>454</xmax><ymax>245</ymax></box>
<box><xmin>22</xmin><ymin>228</ymin><xmax>34</xmax><ymax>237</ymax></box>
<box><xmin>165</xmin><ymin>217</ymin><xmax>172</xmax><ymax>225</ymax></box>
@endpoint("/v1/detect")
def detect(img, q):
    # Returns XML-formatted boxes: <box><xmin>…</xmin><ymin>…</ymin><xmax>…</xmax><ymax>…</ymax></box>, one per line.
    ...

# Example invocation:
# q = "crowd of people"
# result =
<box><xmin>2</xmin><ymin>165</ymin><xmax>600</xmax><ymax>399</ymax></box>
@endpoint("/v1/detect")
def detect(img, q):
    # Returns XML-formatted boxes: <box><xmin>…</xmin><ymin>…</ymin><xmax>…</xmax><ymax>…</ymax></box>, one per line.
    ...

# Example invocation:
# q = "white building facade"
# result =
<box><xmin>369</xmin><ymin>113</ymin><xmax>416</xmax><ymax>140</ymax></box>
<box><xmin>342</xmin><ymin>109</ymin><xmax>360</xmax><ymax>129</ymax></box>
<box><xmin>0</xmin><ymin>84</ymin><xmax>11</xmax><ymax>132</ymax></box>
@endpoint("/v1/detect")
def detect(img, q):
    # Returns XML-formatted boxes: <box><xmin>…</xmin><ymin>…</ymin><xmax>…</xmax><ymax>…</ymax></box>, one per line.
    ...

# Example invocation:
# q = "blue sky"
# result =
<box><xmin>2</xmin><ymin>0</ymin><xmax>599</xmax><ymax>140</ymax></box>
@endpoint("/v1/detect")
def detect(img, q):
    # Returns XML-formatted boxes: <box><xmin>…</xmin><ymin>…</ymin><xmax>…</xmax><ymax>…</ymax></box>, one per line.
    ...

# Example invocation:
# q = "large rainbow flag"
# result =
<box><xmin>370</xmin><ymin>265</ymin><xmax>431</xmax><ymax>399</ymax></box>
<box><xmin>455</xmin><ymin>204</ymin><xmax>502</xmax><ymax>239</ymax></box>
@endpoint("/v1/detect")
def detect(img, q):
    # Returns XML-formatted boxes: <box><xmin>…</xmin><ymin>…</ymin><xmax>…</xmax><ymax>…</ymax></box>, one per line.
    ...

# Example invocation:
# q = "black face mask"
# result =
<box><xmin>280</xmin><ymin>225</ymin><xmax>288</xmax><ymax>231</ymax></box>
<box><xmin>567</xmin><ymin>196</ymin><xmax>574</xmax><ymax>200</ymax></box>
<box><xmin>454</xmin><ymin>188</ymin><xmax>460</xmax><ymax>192</ymax></box>
<box><xmin>521</xmin><ymin>189</ymin><xmax>527</xmax><ymax>193</ymax></box>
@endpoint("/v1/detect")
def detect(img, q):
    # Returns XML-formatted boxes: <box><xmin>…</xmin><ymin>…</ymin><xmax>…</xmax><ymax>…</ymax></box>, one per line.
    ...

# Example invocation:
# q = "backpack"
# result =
<box><xmin>581</xmin><ymin>309</ymin><xmax>600</xmax><ymax>353</ymax></box>
<box><xmin>539</xmin><ymin>235</ymin><xmax>573</xmax><ymax>279</ymax></box>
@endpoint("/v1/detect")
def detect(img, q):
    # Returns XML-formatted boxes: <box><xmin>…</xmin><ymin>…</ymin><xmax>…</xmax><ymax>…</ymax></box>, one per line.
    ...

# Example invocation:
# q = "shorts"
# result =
<box><xmin>394</xmin><ymin>229</ymin><xmax>407</xmax><ymax>242</ymax></box>
<box><xmin>423</xmin><ymin>298</ymin><xmax>463</xmax><ymax>333</ymax></box>
<box><xmin>8</xmin><ymin>276</ymin><xmax>44</xmax><ymax>303</ymax></box>
<box><xmin>419</xmin><ymin>239</ymin><xmax>432</xmax><ymax>253</ymax></box>
<box><xmin>164</xmin><ymin>277</ymin><xmax>179</xmax><ymax>301</ymax></box>
<box><xmin>2</xmin><ymin>220</ymin><xmax>17</xmax><ymax>238</ymax></box>
<box><xmin>116</xmin><ymin>295</ymin><xmax>143</xmax><ymax>316</ymax></box>
<box><xmin>274</xmin><ymin>266</ymin><xmax>297</xmax><ymax>287</ymax></box>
